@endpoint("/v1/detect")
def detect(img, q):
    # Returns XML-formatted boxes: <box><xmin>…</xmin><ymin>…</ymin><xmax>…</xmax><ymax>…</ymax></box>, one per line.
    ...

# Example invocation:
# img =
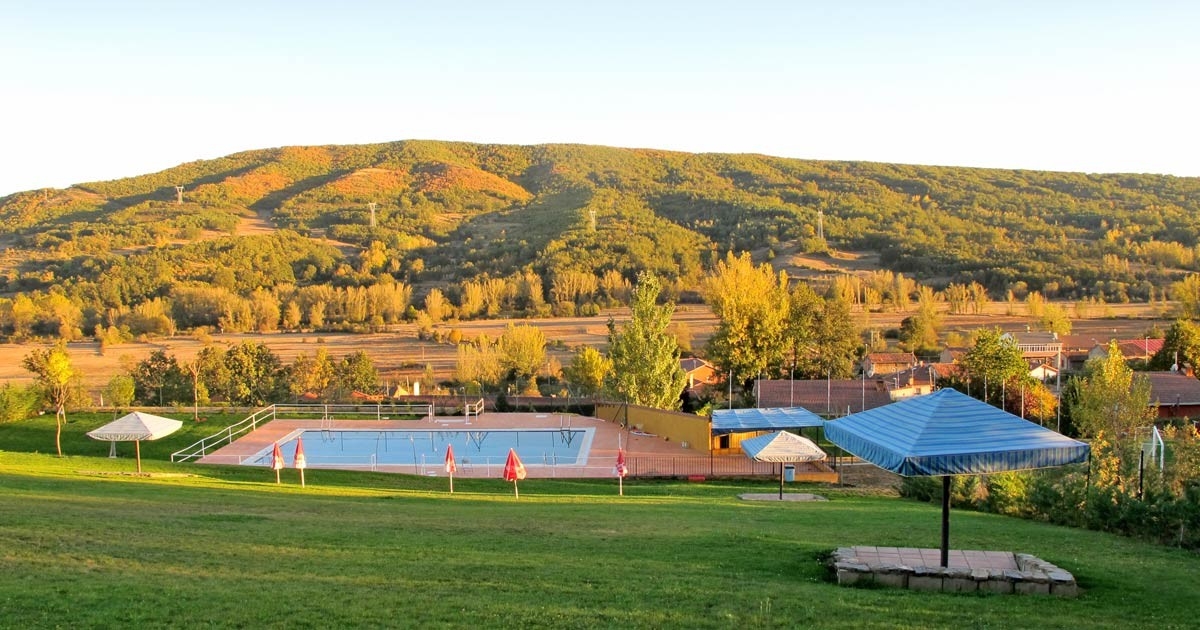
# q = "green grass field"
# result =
<box><xmin>2</xmin><ymin>414</ymin><xmax>1199</xmax><ymax>628</ymax></box>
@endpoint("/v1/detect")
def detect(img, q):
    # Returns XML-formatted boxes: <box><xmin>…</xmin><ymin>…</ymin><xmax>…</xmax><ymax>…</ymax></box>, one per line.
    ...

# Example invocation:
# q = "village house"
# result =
<box><xmin>1002</xmin><ymin>332</ymin><xmax>1064</xmax><ymax>369</ymax></box>
<box><xmin>860</xmin><ymin>352</ymin><xmax>917</xmax><ymax>377</ymax></box>
<box><xmin>680</xmin><ymin>357</ymin><xmax>719</xmax><ymax>391</ymax></box>
<box><xmin>1144</xmin><ymin>371</ymin><xmax>1200</xmax><ymax>420</ymax></box>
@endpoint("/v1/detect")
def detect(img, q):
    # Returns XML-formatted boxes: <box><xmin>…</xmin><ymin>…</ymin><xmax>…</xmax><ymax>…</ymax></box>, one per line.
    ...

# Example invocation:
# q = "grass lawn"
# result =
<box><xmin>2</xmin><ymin>415</ymin><xmax>1199</xmax><ymax>628</ymax></box>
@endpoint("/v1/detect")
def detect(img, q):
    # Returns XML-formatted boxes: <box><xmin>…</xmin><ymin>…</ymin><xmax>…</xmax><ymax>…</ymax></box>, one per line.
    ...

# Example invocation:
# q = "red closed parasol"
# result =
<box><xmin>615</xmin><ymin>447</ymin><xmax>628</xmax><ymax>496</ymax></box>
<box><xmin>445</xmin><ymin>444</ymin><xmax>457</xmax><ymax>494</ymax></box>
<box><xmin>271</xmin><ymin>442</ymin><xmax>284</xmax><ymax>484</ymax></box>
<box><xmin>503</xmin><ymin>448</ymin><xmax>526</xmax><ymax>498</ymax></box>
<box><xmin>294</xmin><ymin>436</ymin><xmax>307</xmax><ymax>487</ymax></box>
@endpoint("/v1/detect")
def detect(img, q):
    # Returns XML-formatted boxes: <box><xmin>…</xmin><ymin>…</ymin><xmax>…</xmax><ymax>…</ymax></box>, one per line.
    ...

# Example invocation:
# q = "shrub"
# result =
<box><xmin>0</xmin><ymin>383</ymin><xmax>38</xmax><ymax>423</ymax></box>
<box><xmin>984</xmin><ymin>472</ymin><xmax>1033</xmax><ymax>517</ymax></box>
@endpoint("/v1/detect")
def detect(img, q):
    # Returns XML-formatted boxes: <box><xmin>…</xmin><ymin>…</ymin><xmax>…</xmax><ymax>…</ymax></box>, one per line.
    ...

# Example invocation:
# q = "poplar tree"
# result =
<box><xmin>606</xmin><ymin>272</ymin><xmax>686</xmax><ymax>410</ymax></box>
<box><xmin>1070</xmin><ymin>341</ymin><xmax>1154</xmax><ymax>440</ymax></box>
<box><xmin>703</xmin><ymin>252</ymin><xmax>790</xmax><ymax>388</ymax></box>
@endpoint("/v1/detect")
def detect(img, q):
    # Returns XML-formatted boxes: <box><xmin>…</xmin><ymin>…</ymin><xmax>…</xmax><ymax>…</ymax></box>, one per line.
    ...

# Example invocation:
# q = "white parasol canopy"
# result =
<box><xmin>740</xmin><ymin>431</ymin><xmax>827</xmax><ymax>463</ymax></box>
<box><xmin>741</xmin><ymin>431</ymin><xmax>827</xmax><ymax>500</ymax></box>
<box><xmin>87</xmin><ymin>412</ymin><xmax>183</xmax><ymax>442</ymax></box>
<box><xmin>87</xmin><ymin>412</ymin><xmax>183</xmax><ymax>473</ymax></box>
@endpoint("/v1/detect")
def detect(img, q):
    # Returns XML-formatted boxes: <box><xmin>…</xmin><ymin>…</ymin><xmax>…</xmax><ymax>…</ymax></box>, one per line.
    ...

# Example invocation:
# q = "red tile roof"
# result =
<box><xmin>1145</xmin><ymin>372</ymin><xmax>1200</xmax><ymax>406</ymax></box>
<box><xmin>1116</xmin><ymin>339</ymin><xmax>1163</xmax><ymax>358</ymax></box>
<box><xmin>757</xmin><ymin>379</ymin><xmax>894</xmax><ymax>415</ymax></box>
<box><xmin>866</xmin><ymin>352</ymin><xmax>917</xmax><ymax>365</ymax></box>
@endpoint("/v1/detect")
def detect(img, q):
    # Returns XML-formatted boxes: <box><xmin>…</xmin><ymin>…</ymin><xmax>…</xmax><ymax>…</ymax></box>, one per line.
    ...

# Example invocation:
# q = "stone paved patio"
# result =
<box><xmin>831</xmin><ymin>546</ymin><xmax>1079</xmax><ymax>596</ymax></box>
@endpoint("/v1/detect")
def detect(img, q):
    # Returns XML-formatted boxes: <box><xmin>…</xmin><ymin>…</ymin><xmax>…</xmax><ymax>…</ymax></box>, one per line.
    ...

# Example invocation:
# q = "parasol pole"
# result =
<box><xmin>276</xmin><ymin>467</ymin><xmax>281</xmax><ymax>484</ymax></box>
<box><xmin>299</xmin><ymin>467</ymin><xmax>305</xmax><ymax>488</ymax></box>
<box><xmin>449</xmin><ymin>470</ymin><xmax>454</xmax><ymax>494</ymax></box>
<box><xmin>135</xmin><ymin>440</ymin><xmax>142</xmax><ymax>474</ymax></box>
<box><xmin>779</xmin><ymin>462</ymin><xmax>784</xmax><ymax>500</ymax></box>
<box><xmin>514</xmin><ymin>478</ymin><xmax>519</xmax><ymax>499</ymax></box>
<box><xmin>940</xmin><ymin>475</ymin><xmax>951</xmax><ymax>567</ymax></box>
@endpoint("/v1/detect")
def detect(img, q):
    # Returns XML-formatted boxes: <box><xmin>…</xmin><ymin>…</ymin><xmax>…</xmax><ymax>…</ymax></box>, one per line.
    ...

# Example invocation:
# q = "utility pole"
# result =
<box><xmin>368</xmin><ymin>202</ymin><xmax>378</xmax><ymax>228</ymax></box>
<box><xmin>817</xmin><ymin>209</ymin><xmax>824</xmax><ymax>241</ymax></box>
<box><xmin>175</xmin><ymin>186</ymin><xmax>184</xmax><ymax>205</ymax></box>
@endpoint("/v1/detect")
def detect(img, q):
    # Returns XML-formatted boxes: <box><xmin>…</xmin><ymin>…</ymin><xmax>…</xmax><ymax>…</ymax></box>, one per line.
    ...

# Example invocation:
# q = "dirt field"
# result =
<box><xmin>0</xmin><ymin>301</ymin><xmax>1173</xmax><ymax>398</ymax></box>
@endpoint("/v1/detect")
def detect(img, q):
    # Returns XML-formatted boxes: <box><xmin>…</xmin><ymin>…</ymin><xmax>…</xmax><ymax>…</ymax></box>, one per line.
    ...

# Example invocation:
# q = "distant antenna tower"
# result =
<box><xmin>175</xmin><ymin>186</ymin><xmax>184</xmax><ymax>205</ymax></box>
<box><xmin>589</xmin><ymin>208</ymin><xmax>596</xmax><ymax>231</ymax></box>
<box><xmin>817</xmin><ymin>209</ymin><xmax>824</xmax><ymax>240</ymax></box>
<box><xmin>368</xmin><ymin>202</ymin><xmax>378</xmax><ymax>228</ymax></box>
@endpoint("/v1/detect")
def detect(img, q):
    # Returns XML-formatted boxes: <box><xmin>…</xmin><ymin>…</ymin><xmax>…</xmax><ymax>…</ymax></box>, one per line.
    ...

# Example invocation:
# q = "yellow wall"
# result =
<box><xmin>595</xmin><ymin>403</ymin><xmax>712</xmax><ymax>451</ymax></box>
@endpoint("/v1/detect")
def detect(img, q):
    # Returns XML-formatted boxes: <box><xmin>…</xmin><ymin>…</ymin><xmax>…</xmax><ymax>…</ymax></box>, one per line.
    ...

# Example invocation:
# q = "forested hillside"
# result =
<box><xmin>1</xmin><ymin>140</ymin><xmax>1198</xmax><ymax>340</ymax></box>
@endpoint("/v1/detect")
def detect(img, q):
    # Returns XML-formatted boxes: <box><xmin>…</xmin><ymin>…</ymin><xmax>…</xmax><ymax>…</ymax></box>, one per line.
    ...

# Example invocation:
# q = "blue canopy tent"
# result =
<box><xmin>711</xmin><ymin>407</ymin><xmax>824</xmax><ymax>435</ymax></box>
<box><xmin>823</xmin><ymin>388</ymin><xmax>1089</xmax><ymax>566</ymax></box>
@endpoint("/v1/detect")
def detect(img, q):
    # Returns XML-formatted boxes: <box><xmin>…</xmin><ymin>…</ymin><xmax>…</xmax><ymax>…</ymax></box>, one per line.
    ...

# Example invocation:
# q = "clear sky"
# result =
<box><xmin>1</xmin><ymin>1</ymin><xmax>1197</xmax><ymax>195</ymax></box>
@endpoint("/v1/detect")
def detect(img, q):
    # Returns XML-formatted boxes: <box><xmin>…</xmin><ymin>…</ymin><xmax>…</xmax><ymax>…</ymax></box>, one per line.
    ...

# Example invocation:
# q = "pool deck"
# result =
<box><xmin>200</xmin><ymin>411</ymin><xmax>700</xmax><ymax>478</ymax></box>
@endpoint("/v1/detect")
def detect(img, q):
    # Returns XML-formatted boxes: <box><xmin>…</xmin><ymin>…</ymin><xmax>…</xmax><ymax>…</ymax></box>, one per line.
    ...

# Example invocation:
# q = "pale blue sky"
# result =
<box><xmin>1</xmin><ymin>1</ymin><xmax>1197</xmax><ymax>195</ymax></box>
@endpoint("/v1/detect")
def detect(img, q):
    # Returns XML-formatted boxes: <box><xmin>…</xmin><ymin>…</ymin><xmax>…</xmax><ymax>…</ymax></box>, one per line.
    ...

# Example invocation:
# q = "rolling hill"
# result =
<box><xmin>1</xmin><ymin>140</ymin><xmax>1198</xmax><ymax>337</ymax></box>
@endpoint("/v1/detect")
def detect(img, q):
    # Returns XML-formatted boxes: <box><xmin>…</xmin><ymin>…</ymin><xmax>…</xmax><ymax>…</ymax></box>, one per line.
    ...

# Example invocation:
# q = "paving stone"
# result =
<box><xmin>1014</xmin><ymin>580</ymin><xmax>1051</xmax><ymax>595</ymax></box>
<box><xmin>1050</xmin><ymin>581</ymin><xmax>1080</xmax><ymax>598</ymax></box>
<box><xmin>874</xmin><ymin>571</ymin><xmax>908</xmax><ymax>588</ymax></box>
<box><xmin>837</xmin><ymin>568</ymin><xmax>873</xmax><ymax>585</ymax></box>
<box><xmin>980</xmin><ymin>578</ymin><xmax>1014</xmax><ymax>594</ymax></box>
<box><xmin>1047</xmin><ymin>570</ymin><xmax>1075</xmax><ymax>583</ymax></box>
<box><xmin>944</xmin><ymin>577</ymin><xmax>979</xmax><ymax>593</ymax></box>
<box><xmin>971</xmin><ymin>569</ymin><xmax>991</xmax><ymax>581</ymax></box>
<box><xmin>908</xmin><ymin>574</ymin><xmax>943</xmax><ymax>592</ymax></box>
<box><xmin>944</xmin><ymin>567</ymin><xmax>973</xmax><ymax>580</ymax></box>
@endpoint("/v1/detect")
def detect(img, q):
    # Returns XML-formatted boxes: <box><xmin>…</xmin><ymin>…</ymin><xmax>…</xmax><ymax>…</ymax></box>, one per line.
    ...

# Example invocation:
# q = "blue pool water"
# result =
<box><xmin>248</xmin><ymin>428</ymin><xmax>593</xmax><ymax>469</ymax></box>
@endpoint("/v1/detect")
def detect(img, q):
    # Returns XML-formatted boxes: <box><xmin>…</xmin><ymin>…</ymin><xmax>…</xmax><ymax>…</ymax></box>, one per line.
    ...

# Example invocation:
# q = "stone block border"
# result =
<box><xmin>829</xmin><ymin>547</ymin><xmax>1079</xmax><ymax>597</ymax></box>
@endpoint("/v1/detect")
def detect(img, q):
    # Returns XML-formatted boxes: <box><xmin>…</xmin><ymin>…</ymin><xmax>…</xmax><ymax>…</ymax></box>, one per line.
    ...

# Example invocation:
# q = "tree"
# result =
<box><xmin>182</xmin><ymin>348</ymin><xmax>223</xmax><ymax>420</ymax></box>
<box><xmin>899</xmin><ymin>286</ymin><xmax>941</xmax><ymax>354</ymax></box>
<box><xmin>959</xmin><ymin>328</ymin><xmax>1027</xmax><ymax>405</ymax></box>
<box><xmin>1069</xmin><ymin>341</ymin><xmax>1155</xmax><ymax>440</ymax></box>
<box><xmin>22</xmin><ymin>344</ymin><xmax>76</xmax><ymax>456</ymax></box>
<box><xmin>335</xmin><ymin>351</ymin><xmax>379</xmax><ymax>396</ymax></box>
<box><xmin>806</xmin><ymin>296</ymin><xmax>861</xmax><ymax>379</ymax></box>
<box><xmin>1149</xmin><ymin>320</ymin><xmax>1200</xmax><ymax>372</ymax></box>
<box><xmin>703</xmin><ymin>252</ymin><xmax>790</xmax><ymax>389</ymax></box>
<box><xmin>290</xmin><ymin>347</ymin><xmax>335</xmax><ymax>400</ymax></box>
<box><xmin>1172</xmin><ymin>274</ymin><xmax>1200</xmax><ymax>319</ymax></box>
<box><xmin>423</xmin><ymin>288</ymin><xmax>451</xmax><ymax>322</ymax></box>
<box><xmin>222</xmin><ymin>342</ymin><xmax>285</xmax><ymax>406</ymax></box>
<box><xmin>195</xmin><ymin>346</ymin><xmax>228</xmax><ymax>406</ymax></box>
<box><xmin>497</xmin><ymin>324</ymin><xmax>547</xmax><ymax>382</ymax></box>
<box><xmin>606</xmin><ymin>272</ymin><xmax>687</xmax><ymax>410</ymax></box>
<box><xmin>455</xmin><ymin>337</ymin><xmax>502</xmax><ymax>389</ymax></box>
<box><xmin>104</xmin><ymin>374</ymin><xmax>136</xmax><ymax>409</ymax></box>
<box><xmin>0</xmin><ymin>382</ymin><xmax>39</xmax><ymax>423</ymax></box>
<box><xmin>1040</xmin><ymin>302</ymin><xmax>1072</xmax><ymax>335</ymax></box>
<box><xmin>562</xmin><ymin>346</ymin><xmax>612</xmax><ymax>396</ymax></box>
<box><xmin>132</xmin><ymin>350</ymin><xmax>189</xmax><ymax>406</ymax></box>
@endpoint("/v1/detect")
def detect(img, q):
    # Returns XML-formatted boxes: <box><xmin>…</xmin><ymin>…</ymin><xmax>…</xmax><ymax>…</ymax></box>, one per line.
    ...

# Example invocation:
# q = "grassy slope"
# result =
<box><xmin>1</xmin><ymin>417</ymin><xmax>1199</xmax><ymax>628</ymax></box>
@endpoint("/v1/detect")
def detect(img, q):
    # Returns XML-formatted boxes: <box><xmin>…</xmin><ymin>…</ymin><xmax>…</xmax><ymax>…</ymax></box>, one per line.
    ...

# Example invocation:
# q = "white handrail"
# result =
<box><xmin>171</xmin><ymin>405</ymin><xmax>277</xmax><ymax>463</ymax></box>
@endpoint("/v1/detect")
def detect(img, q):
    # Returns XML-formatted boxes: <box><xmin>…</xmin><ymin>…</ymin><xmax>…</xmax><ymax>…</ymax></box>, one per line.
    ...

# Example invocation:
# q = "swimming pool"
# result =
<box><xmin>246</xmin><ymin>428</ymin><xmax>594</xmax><ymax>471</ymax></box>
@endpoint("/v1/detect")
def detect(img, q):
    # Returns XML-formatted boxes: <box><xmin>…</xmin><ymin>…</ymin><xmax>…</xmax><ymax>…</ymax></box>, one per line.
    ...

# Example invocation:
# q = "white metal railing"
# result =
<box><xmin>171</xmin><ymin>405</ymin><xmax>277</xmax><ymax>463</ymax></box>
<box><xmin>270</xmin><ymin>403</ymin><xmax>434</xmax><ymax>422</ymax></box>
<box><xmin>170</xmin><ymin>402</ymin><xmax>437</xmax><ymax>463</ymax></box>
<box><xmin>465</xmin><ymin>398</ymin><xmax>485</xmax><ymax>424</ymax></box>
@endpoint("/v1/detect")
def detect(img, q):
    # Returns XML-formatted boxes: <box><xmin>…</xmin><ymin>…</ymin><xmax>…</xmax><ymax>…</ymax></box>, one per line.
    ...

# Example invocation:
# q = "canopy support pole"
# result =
<box><xmin>779</xmin><ymin>463</ymin><xmax>784</xmax><ymax>500</ymax></box>
<box><xmin>135</xmin><ymin>440</ymin><xmax>142</xmax><ymax>474</ymax></box>
<box><xmin>940</xmin><ymin>475</ymin><xmax>951</xmax><ymax>567</ymax></box>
